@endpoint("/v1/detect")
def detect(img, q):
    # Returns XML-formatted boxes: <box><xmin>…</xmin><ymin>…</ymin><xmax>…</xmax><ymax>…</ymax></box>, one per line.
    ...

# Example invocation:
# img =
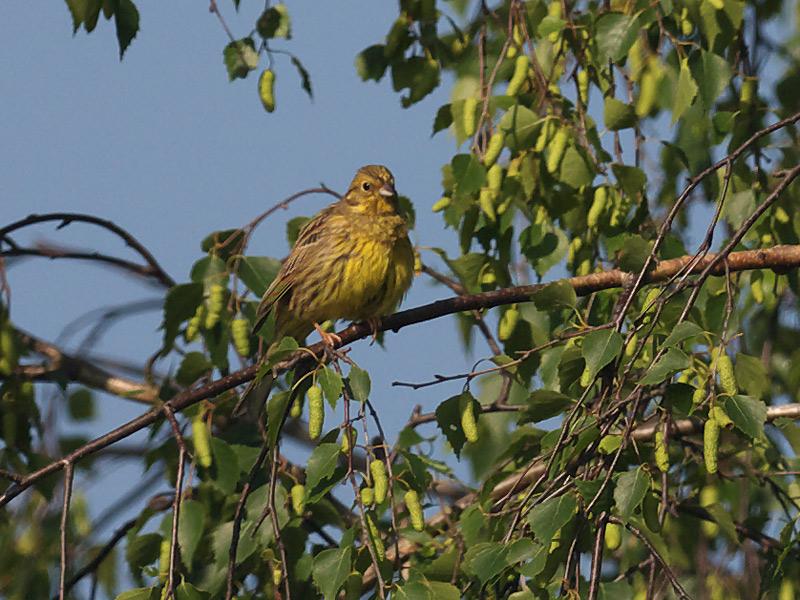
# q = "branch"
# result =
<box><xmin>608</xmin><ymin>516</ymin><xmax>691</xmax><ymax>599</ymax></box>
<box><xmin>1</xmin><ymin>245</ymin><xmax>799</xmax><ymax>507</ymax></box>
<box><xmin>1</xmin><ymin>242</ymin><xmax>169</xmax><ymax>288</ymax></box>
<box><xmin>0</xmin><ymin>213</ymin><xmax>175</xmax><ymax>287</ymax></box>
<box><xmin>9</xmin><ymin>329</ymin><xmax>159</xmax><ymax>404</ymax></box>
<box><xmin>60</xmin><ymin>493</ymin><xmax>173</xmax><ymax>598</ymax></box>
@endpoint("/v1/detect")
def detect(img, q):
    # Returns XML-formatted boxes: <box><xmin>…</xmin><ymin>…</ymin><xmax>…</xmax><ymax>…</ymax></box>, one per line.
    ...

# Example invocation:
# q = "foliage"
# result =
<box><xmin>2</xmin><ymin>0</ymin><xmax>800</xmax><ymax>598</ymax></box>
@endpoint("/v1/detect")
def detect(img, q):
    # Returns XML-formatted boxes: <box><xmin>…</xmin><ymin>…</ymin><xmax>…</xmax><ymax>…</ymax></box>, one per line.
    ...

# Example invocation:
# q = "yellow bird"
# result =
<box><xmin>237</xmin><ymin>166</ymin><xmax>414</xmax><ymax>418</ymax></box>
<box><xmin>253</xmin><ymin>164</ymin><xmax>415</xmax><ymax>345</ymax></box>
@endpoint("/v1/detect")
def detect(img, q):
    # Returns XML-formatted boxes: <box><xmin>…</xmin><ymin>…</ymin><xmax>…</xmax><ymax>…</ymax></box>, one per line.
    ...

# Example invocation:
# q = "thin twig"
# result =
<box><xmin>59</xmin><ymin>462</ymin><xmax>75</xmax><ymax>600</ymax></box>
<box><xmin>226</xmin><ymin>440</ymin><xmax>271</xmax><ymax>600</ymax></box>
<box><xmin>0</xmin><ymin>212</ymin><xmax>174</xmax><ymax>287</ymax></box>
<box><xmin>164</xmin><ymin>408</ymin><xmax>187</xmax><ymax>600</ymax></box>
<box><xmin>609</xmin><ymin>516</ymin><xmax>692</xmax><ymax>599</ymax></box>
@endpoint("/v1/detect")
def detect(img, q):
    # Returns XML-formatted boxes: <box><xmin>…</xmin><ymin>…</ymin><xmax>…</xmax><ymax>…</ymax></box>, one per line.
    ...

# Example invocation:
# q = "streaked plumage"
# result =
<box><xmin>254</xmin><ymin>165</ymin><xmax>414</xmax><ymax>342</ymax></box>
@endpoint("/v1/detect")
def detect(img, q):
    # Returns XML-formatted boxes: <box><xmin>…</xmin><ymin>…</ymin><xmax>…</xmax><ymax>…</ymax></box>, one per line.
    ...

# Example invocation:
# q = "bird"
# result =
<box><xmin>236</xmin><ymin>165</ymin><xmax>414</xmax><ymax>417</ymax></box>
<box><xmin>253</xmin><ymin>164</ymin><xmax>414</xmax><ymax>345</ymax></box>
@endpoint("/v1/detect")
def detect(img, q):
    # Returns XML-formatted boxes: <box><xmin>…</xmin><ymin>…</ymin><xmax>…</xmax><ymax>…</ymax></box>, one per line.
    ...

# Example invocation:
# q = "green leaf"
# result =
<box><xmin>451</xmin><ymin>154</ymin><xmax>486</xmax><ymax>200</ymax></box>
<box><xmin>178</xmin><ymin>499</ymin><xmax>206</xmax><ymax>568</ymax></box>
<box><xmin>723</xmin><ymin>395</ymin><xmax>767</xmax><ymax>439</ymax></box>
<box><xmin>202</xmin><ymin>229</ymin><xmax>245</xmax><ymax>259</ymax></box>
<box><xmin>266</xmin><ymin>389</ymin><xmax>291</xmax><ymax>447</ymax></box>
<box><xmin>639</xmin><ymin>348</ymin><xmax>690</xmax><ymax>385</ymax></box>
<box><xmin>611</xmin><ymin>164</ymin><xmax>646</xmax><ymax>196</ymax></box>
<box><xmin>616</xmin><ymin>234</ymin><xmax>653</xmax><ymax>272</ymax></box>
<box><xmin>65</xmin><ymin>0</ymin><xmax>87</xmax><ymax>33</ymax></box>
<box><xmin>162</xmin><ymin>283</ymin><xmax>203</xmax><ymax>349</ymax></box>
<box><xmin>604</xmin><ymin>97</ymin><xmax>637</xmax><ymax>131</ymax></box>
<box><xmin>392</xmin><ymin>56</ymin><xmax>440</xmax><ymax>107</ymax></box>
<box><xmin>290</xmin><ymin>55</ymin><xmax>313</xmax><ymax>98</ymax></box>
<box><xmin>223</xmin><ymin>38</ymin><xmax>259</xmax><ymax>81</ymax></box>
<box><xmin>463</xmin><ymin>542</ymin><xmax>509</xmax><ymax>585</ymax></box>
<box><xmin>538</xmin><ymin>15</ymin><xmax>565</xmax><ymax>37</ymax></box>
<box><xmin>531</xmin><ymin>280</ymin><xmax>577</xmax><ymax>310</ymax></box>
<box><xmin>614</xmin><ymin>466</ymin><xmax>651</xmax><ymax>521</ymax></box>
<box><xmin>519</xmin><ymin>390</ymin><xmax>573</xmax><ymax>423</ymax></box>
<box><xmin>176</xmin><ymin>581</ymin><xmax>209</xmax><ymax>600</ymax></box>
<box><xmin>582</xmin><ymin>329</ymin><xmax>623</xmax><ymax>378</ymax></box>
<box><xmin>212</xmin><ymin>521</ymin><xmax>258</xmax><ymax>566</ymax></box>
<box><xmin>190</xmin><ymin>255</ymin><xmax>227</xmax><ymax>286</ymax></box>
<box><xmin>498</xmin><ymin>105</ymin><xmax>542</xmax><ymax>150</ymax></box>
<box><xmin>435</xmin><ymin>395</ymin><xmax>467</xmax><ymax>458</ymax></box>
<box><xmin>704</xmin><ymin>503</ymin><xmax>738</xmax><ymax>541</ymax></box>
<box><xmin>691</xmin><ymin>50</ymin><xmax>732</xmax><ymax>109</ymax></box>
<box><xmin>432</xmin><ymin>104</ymin><xmax>453</xmax><ymax>136</ymax></box>
<box><xmin>734</xmin><ymin>354</ymin><xmax>768</xmax><ymax>399</ymax></box>
<box><xmin>68</xmin><ymin>388</ymin><xmax>95</xmax><ymax>421</ymax></box>
<box><xmin>311</xmin><ymin>547</ymin><xmax>352</xmax><ymax>600</ymax></box>
<box><xmin>355</xmin><ymin>45</ymin><xmax>388</xmax><ymax>81</ymax></box>
<box><xmin>595</xmin><ymin>13</ymin><xmax>640</xmax><ymax>63</ymax></box>
<box><xmin>318</xmin><ymin>366</ymin><xmax>344</xmax><ymax>408</ymax></box>
<box><xmin>256</xmin><ymin>4</ymin><xmax>291</xmax><ymax>39</ymax></box>
<box><xmin>235</xmin><ymin>256</ymin><xmax>280</xmax><ymax>297</ymax></box>
<box><xmin>722</xmin><ymin>190</ymin><xmax>756</xmax><ymax>229</ymax></box>
<box><xmin>305</xmin><ymin>443</ymin><xmax>341</xmax><ymax>496</ymax></box>
<box><xmin>559</xmin><ymin>146</ymin><xmax>594</xmax><ymax>188</ymax></box>
<box><xmin>663</xmin><ymin>321</ymin><xmax>703</xmax><ymax>348</ymax></box>
<box><xmin>114</xmin><ymin>0</ymin><xmax>139</xmax><ymax>59</ymax></box>
<box><xmin>176</xmin><ymin>352</ymin><xmax>212</xmax><ymax>386</ymax></box>
<box><xmin>518</xmin><ymin>541</ymin><xmax>549</xmax><ymax>578</ymax></box>
<box><xmin>527</xmin><ymin>493</ymin><xmax>577</xmax><ymax>542</ymax></box>
<box><xmin>210</xmin><ymin>437</ymin><xmax>240</xmax><ymax>495</ymax></box>
<box><xmin>396</xmin><ymin>579</ymin><xmax>461</xmax><ymax>600</ymax></box>
<box><xmin>672</xmin><ymin>58</ymin><xmax>698</xmax><ymax>124</ymax></box>
<box><xmin>347</xmin><ymin>365</ymin><xmax>370</xmax><ymax>402</ymax></box>
<box><xmin>115</xmin><ymin>588</ymin><xmax>159</xmax><ymax>600</ymax></box>
<box><xmin>125</xmin><ymin>533</ymin><xmax>161</xmax><ymax>571</ymax></box>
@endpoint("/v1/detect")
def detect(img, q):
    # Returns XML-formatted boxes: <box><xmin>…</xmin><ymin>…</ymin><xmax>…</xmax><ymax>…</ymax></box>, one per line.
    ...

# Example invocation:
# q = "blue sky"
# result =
<box><xmin>2</xmin><ymin>3</ymin><xmax>488</xmax><ymax>594</ymax></box>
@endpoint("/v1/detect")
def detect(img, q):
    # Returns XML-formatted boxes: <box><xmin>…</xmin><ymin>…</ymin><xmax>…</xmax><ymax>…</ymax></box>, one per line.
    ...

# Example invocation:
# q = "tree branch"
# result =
<box><xmin>0</xmin><ymin>213</ymin><xmax>175</xmax><ymax>287</ymax></box>
<box><xmin>1</xmin><ymin>245</ymin><xmax>799</xmax><ymax>508</ymax></box>
<box><xmin>8</xmin><ymin>329</ymin><xmax>159</xmax><ymax>404</ymax></box>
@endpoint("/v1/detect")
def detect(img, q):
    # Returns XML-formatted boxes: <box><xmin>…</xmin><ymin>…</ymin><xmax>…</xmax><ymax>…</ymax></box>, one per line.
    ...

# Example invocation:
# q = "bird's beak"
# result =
<box><xmin>378</xmin><ymin>182</ymin><xmax>396</xmax><ymax>197</ymax></box>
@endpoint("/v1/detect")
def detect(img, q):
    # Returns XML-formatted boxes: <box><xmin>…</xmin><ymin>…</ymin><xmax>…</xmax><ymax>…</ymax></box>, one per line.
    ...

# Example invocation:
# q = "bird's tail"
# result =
<box><xmin>232</xmin><ymin>370</ymin><xmax>275</xmax><ymax>420</ymax></box>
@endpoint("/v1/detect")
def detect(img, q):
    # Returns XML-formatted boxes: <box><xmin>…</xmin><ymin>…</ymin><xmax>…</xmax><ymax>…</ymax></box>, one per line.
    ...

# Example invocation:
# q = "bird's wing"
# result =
<box><xmin>252</xmin><ymin>206</ymin><xmax>336</xmax><ymax>335</ymax></box>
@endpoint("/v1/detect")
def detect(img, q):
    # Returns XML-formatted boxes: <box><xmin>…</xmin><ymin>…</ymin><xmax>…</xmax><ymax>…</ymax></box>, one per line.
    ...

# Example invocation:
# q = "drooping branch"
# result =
<box><xmin>1</xmin><ymin>242</ymin><xmax>170</xmax><ymax>288</ymax></box>
<box><xmin>0</xmin><ymin>213</ymin><xmax>175</xmax><ymax>288</ymax></box>
<box><xmin>9</xmin><ymin>329</ymin><xmax>159</xmax><ymax>404</ymax></box>
<box><xmin>1</xmin><ymin>244</ymin><xmax>799</xmax><ymax>507</ymax></box>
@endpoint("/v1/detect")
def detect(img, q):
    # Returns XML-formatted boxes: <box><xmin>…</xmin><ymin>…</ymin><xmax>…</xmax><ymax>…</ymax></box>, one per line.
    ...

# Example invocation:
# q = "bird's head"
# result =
<box><xmin>342</xmin><ymin>165</ymin><xmax>400</xmax><ymax>216</ymax></box>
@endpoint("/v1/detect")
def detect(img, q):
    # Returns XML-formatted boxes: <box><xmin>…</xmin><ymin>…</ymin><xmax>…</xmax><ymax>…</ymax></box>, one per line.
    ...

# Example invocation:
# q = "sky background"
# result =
<box><xmin>1</xmin><ymin>3</ymin><xmax>487</xmax><ymax>596</ymax></box>
<box><xmin>2</xmin><ymin>1</ymin><xmax>794</xmax><ymax>597</ymax></box>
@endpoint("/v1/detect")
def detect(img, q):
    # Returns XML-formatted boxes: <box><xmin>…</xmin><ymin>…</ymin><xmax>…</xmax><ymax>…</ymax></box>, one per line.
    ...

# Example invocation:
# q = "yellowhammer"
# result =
<box><xmin>253</xmin><ymin>164</ymin><xmax>415</xmax><ymax>344</ymax></box>
<box><xmin>236</xmin><ymin>165</ymin><xmax>414</xmax><ymax>417</ymax></box>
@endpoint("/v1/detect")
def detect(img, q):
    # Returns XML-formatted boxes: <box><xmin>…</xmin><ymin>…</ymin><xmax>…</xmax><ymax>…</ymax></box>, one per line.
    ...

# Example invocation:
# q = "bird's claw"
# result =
<box><xmin>314</xmin><ymin>322</ymin><xmax>342</xmax><ymax>350</ymax></box>
<box><xmin>367</xmin><ymin>317</ymin><xmax>381</xmax><ymax>345</ymax></box>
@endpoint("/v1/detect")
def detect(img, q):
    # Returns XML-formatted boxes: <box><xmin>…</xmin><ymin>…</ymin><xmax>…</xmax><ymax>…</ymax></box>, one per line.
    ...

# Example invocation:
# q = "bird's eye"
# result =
<box><xmin>361</xmin><ymin>182</ymin><xmax>372</xmax><ymax>191</ymax></box>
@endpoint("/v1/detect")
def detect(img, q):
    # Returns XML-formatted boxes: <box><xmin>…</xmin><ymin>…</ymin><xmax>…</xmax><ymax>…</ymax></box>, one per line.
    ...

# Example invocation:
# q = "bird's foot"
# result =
<box><xmin>314</xmin><ymin>322</ymin><xmax>342</xmax><ymax>350</ymax></box>
<box><xmin>367</xmin><ymin>317</ymin><xmax>382</xmax><ymax>345</ymax></box>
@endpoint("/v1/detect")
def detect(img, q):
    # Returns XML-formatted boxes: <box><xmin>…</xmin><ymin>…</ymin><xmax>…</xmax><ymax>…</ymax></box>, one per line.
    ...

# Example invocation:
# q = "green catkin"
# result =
<box><xmin>231</xmin><ymin>318</ymin><xmax>250</xmax><ymax>356</ymax></box>
<box><xmin>192</xmin><ymin>413</ymin><xmax>213</xmax><ymax>468</ymax></box>
<box><xmin>704</xmin><ymin>418</ymin><xmax>720</xmax><ymax>474</ymax></box>
<box><xmin>370</xmin><ymin>459</ymin><xmax>388</xmax><ymax>504</ymax></box>
<box><xmin>483</xmin><ymin>132</ymin><xmax>504</xmax><ymax>167</ymax></box>
<box><xmin>307</xmin><ymin>385</ymin><xmax>324</xmax><ymax>440</ymax></box>
<box><xmin>460</xmin><ymin>395</ymin><xmax>479</xmax><ymax>443</ymax></box>
<box><xmin>291</xmin><ymin>484</ymin><xmax>306</xmax><ymax>516</ymax></box>
<box><xmin>259</xmin><ymin>69</ymin><xmax>276</xmax><ymax>112</ymax></box>
<box><xmin>405</xmin><ymin>489</ymin><xmax>425</xmax><ymax>531</ymax></box>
